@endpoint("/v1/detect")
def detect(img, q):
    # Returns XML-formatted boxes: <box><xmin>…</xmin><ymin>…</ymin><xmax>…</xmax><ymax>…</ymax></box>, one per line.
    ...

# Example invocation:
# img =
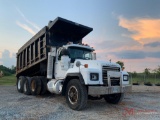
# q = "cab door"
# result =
<box><xmin>54</xmin><ymin>48</ymin><xmax>70</xmax><ymax>79</ymax></box>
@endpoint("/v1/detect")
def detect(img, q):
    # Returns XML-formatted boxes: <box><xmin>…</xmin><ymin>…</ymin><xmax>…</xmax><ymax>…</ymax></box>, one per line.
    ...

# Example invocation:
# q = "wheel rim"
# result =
<box><xmin>68</xmin><ymin>86</ymin><xmax>78</xmax><ymax>105</ymax></box>
<box><xmin>18</xmin><ymin>79</ymin><xmax>21</xmax><ymax>90</ymax></box>
<box><xmin>24</xmin><ymin>81</ymin><xmax>27</xmax><ymax>92</ymax></box>
<box><xmin>31</xmin><ymin>80</ymin><xmax>36</xmax><ymax>92</ymax></box>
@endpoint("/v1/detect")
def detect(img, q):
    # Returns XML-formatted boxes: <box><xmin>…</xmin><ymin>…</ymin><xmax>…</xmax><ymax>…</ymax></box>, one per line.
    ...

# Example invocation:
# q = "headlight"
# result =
<box><xmin>90</xmin><ymin>73</ymin><xmax>99</xmax><ymax>81</ymax></box>
<box><xmin>123</xmin><ymin>75</ymin><xmax>128</xmax><ymax>81</ymax></box>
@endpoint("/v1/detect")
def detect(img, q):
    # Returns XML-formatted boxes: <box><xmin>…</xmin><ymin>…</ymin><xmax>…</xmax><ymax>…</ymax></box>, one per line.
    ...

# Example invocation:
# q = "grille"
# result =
<box><xmin>102</xmin><ymin>66</ymin><xmax>120</xmax><ymax>86</ymax></box>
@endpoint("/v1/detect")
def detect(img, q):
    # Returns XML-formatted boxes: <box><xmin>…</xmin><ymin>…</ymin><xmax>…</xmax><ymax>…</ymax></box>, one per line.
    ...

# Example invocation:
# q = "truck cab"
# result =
<box><xmin>55</xmin><ymin>43</ymin><xmax>94</xmax><ymax>79</ymax></box>
<box><xmin>47</xmin><ymin>42</ymin><xmax>131</xmax><ymax>110</ymax></box>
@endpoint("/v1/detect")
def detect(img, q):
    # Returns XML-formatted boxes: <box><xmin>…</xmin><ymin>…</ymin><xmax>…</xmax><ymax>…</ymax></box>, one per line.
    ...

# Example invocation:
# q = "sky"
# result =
<box><xmin>0</xmin><ymin>0</ymin><xmax>160</xmax><ymax>72</ymax></box>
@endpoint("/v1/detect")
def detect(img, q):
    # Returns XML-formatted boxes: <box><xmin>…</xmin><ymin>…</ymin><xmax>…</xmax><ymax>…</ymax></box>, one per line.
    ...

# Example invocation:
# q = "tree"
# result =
<box><xmin>11</xmin><ymin>65</ymin><xmax>16</xmax><ymax>74</ymax></box>
<box><xmin>144</xmin><ymin>68</ymin><xmax>150</xmax><ymax>76</ymax></box>
<box><xmin>0</xmin><ymin>65</ymin><xmax>16</xmax><ymax>76</ymax></box>
<box><xmin>116</xmin><ymin>61</ymin><xmax>124</xmax><ymax>69</ymax></box>
<box><xmin>152</xmin><ymin>69</ymin><xmax>157</xmax><ymax>74</ymax></box>
<box><xmin>153</xmin><ymin>66</ymin><xmax>160</xmax><ymax>75</ymax></box>
<box><xmin>132</xmin><ymin>71</ymin><xmax>137</xmax><ymax>77</ymax></box>
<box><xmin>157</xmin><ymin>66</ymin><xmax>160</xmax><ymax>75</ymax></box>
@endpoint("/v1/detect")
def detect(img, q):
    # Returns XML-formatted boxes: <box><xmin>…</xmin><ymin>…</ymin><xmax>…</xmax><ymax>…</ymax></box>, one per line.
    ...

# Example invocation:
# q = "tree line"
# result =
<box><xmin>0</xmin><ymin>65</ymin><xmax>16</xmax><ymax>76</ymax></box>
<box><xmin>116</xmin><ymin>61</ymin><xmax>160</xmax><ymax>76</ymax></box>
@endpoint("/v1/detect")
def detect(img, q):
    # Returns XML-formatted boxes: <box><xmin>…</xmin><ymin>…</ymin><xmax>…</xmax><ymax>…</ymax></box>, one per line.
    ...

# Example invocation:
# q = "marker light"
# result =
<box><xmin>84</xmin><ymin>64</ymin><xmax>88</xmax><ymax>68</ymax></box>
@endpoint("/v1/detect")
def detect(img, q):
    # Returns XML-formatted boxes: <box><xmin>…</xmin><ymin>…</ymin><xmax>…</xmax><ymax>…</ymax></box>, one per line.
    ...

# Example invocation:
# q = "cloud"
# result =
<box><xmin>0</xmin><ymin>50</ymin><xmax>16</xmax><ymax>68</ymax></box>
<box><xmin>95</xmin><ymin>39</ymin><xmax>140</xmax><ymax>50</ymax></box>
<box><xmin>16</xmin><ymin>21</ymin><xmax>36</xmax><ymax>35</ymax></box>
<box><xmin>15</xmin><ymin>7</ymin><xmax>40</xmax><ymax>35</ymax></box>
<box><xmin>15</xmin><ymin>7</ymin><xmax>40</xmax><ymax>31</ymax></box>
<box><xmin>144</xmin><ymin>41</ymin><xmax>160</xmax><ymax>47</ymax></box>
<box><xmin>147</xmin><ymin>51</ymin><xmax>160</xmax><ymax>58</ymax></box>
<box><xmin>111</xmin><ymin>50</ymin><xmax>160</xmax><ymax>59</ymax></box>
<box><xmin>118</xmin><ymin>16</ymin><xmax>160</xmax><ymax>44</ymax></box>
<box><xmin>111</xmin><ymin>50</ymin><xmax>145</xmax><ymax>59</ymax></box>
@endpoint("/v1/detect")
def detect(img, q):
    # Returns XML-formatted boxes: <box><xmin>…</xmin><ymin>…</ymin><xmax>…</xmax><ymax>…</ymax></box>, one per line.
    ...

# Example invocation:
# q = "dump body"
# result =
<box><xmin>16</xmin><ymin>17</ymin><xmax>93</xmax><ymax>77</ymax></box>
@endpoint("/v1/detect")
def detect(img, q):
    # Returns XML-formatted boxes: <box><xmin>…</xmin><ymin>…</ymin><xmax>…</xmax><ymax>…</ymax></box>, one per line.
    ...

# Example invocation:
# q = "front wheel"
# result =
<box><xmin>66</xmin><ymin>79</ymin><xmax>88</xmax><ymax>110</ymax></box>
<box><xmin>104</xmin><ymin>93</ymin><xmax>124</xmax><ymax>104</ymax></box>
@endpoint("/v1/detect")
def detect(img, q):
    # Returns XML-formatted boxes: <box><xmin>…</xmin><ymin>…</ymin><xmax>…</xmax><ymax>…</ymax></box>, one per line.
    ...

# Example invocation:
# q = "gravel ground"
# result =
<box><xmin>0</xmin><ymin>86</ymin><xmax>160</xmax><ymax>120</ymax></box>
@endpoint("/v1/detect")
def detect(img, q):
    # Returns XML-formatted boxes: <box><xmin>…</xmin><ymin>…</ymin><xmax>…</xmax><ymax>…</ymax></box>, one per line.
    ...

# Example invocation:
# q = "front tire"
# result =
<box><xmin>66</xmin><ymin>79</ymin><xmax>88</xmax><ymax>110</ymax></box>
<box><xmin>104</xmin><ymin>93</ymin><xmax>124</xmax><ymax>104</ymax></box>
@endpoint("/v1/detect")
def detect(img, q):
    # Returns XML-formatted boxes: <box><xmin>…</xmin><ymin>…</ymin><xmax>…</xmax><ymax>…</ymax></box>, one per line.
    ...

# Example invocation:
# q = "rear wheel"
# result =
<box><xmin>66</xmin><ymin>79</ymin><xmax>88</xmax><ymax>110</ymax></box>
<box><xmin>104</xmin><ymin>93</ymin><xmax>124</xmax><ymax>104</ymax></box>
<box><xmin>30</xmin><ymin>76</ymin><xmax>42</xmax><ymax>95</ymax></box>
<box><xmin>17</xmin><ymin>76</ymin><xmax>25</xmax><ymax>93</ymax></box>
<box><xmin>23</xmin><ymin>77</ymin><xmax>31</xmax><ymax>95</ymax></box>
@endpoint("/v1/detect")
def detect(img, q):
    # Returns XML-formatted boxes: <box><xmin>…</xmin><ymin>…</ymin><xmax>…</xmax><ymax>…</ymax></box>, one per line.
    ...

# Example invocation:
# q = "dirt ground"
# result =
<box><xmin>0</xmin><ymin>86</ymin><xmax>160</xmax><ymax>120</ymax></box>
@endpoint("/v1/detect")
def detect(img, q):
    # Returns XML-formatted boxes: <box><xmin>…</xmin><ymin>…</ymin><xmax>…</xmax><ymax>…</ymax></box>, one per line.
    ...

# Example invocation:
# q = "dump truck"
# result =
<box><xmin>16</xmin><ymin>17</ymin><xmax>132</xmax><ymax>110</ymax></box>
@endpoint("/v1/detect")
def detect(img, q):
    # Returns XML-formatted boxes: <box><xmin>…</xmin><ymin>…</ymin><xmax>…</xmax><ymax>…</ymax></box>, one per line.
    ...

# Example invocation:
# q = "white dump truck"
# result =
<box><xmin>16</xmin><ymin>17</ymin><xmax>132</xmax><ymax>110</ymax></box>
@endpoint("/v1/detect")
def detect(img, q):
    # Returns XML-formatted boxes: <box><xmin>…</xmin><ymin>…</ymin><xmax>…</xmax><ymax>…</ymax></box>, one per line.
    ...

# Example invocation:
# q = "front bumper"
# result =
<box><xmin>88</xmin><ymin>85</ymin><xmax>132</xmax><ymax>95</ymax></box>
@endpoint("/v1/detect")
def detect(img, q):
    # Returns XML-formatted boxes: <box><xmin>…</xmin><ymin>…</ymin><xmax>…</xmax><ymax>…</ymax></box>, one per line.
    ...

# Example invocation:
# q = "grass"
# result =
<box><xmin>0</xmin><ymin>74</ymin><xmax>16</xmax><ymax>85</ymax></box>
<box><xmin>130</xmin><ymin>77</ymin><xmax>160</xmax><ymax>85</ymax></box>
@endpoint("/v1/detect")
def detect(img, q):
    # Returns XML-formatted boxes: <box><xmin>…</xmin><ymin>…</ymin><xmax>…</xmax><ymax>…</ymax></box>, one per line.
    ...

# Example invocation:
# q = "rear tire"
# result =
<box><xmin>23</xmin><ymin>77</ymin><xmax>31</xmax><ymax>95</ymax></box>
<box><xmin>17</xmin><ymin>76</ymin><xmax>25</xmax><ymax>93</ymax></box>
<box><xmin>66</xmin><ymin>79</ymin><xmax>88</xmax><ymax>110</ymax></box>
<box><xmin>104</xmin><ymin>93</ymin><xmax>124</xmax><ymax>104</ymax></box>
<box><xmin>30</xmin><ymin>76</ymin><xmax>42</xmax><ymax>95</ymax></box>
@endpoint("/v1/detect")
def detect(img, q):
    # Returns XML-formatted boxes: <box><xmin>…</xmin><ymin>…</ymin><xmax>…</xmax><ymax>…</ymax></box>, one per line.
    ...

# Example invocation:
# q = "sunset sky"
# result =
<box><xmin>0</xmin><ymin>0</ymin><xmax>160</xmax><ymax>72</ymax></box>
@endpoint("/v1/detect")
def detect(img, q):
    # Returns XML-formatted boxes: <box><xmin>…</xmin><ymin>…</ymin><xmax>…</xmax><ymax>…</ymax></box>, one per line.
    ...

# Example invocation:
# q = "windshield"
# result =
<box><xmin>68</xmin><ymin>47</ymin><xmax>93</xmax><ymax>62</ymax></box>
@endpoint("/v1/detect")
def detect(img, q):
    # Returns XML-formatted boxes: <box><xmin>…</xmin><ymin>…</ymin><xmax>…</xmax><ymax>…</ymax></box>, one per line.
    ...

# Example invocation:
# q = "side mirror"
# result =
<box><xmin>92</xmin><ymin>52</ymin><xmax>96</xmax><ymax>60</ymax></box>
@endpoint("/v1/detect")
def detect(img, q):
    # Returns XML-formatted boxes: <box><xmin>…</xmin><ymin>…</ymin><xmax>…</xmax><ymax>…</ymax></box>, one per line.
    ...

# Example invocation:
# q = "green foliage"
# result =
<box><xmin>153</xmin><ymin>66</ymin><xmax>160</xmax><ymax>75</ymax></box>
<box><xmin>144</xmin><ymin>82</ymin><xmax>152</xmax><ymax>86</ymax></box>
<box><xmin>0</xmin><ymin>65</ymin><xmax>16</xmax><ymax>76</ymax></box>
<box><xmin>144</xmin><ymin>68</ymin><xmax>150</xmax><ymax>76</ymax></box>
<box><xmin>132</xmin><ymin>71</ymin><xmax>137</xmax><ymax>77</ymax></box>
<box><xmin>129</xmin><ymin>72</ymin><xmax>160</xmax><ymax>84</ymax></box>
<box><xmin>116</xmin><ymin>61</ymin><xmax>124</xmax><ymax>69</ymax></box>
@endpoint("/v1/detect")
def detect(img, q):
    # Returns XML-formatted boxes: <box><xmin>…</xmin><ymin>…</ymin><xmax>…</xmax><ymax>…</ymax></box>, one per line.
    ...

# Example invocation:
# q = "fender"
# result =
<box><xmin>61</xmin><ymin>73</ymin><xmax>85</xmax><ymax>95</ymax></box>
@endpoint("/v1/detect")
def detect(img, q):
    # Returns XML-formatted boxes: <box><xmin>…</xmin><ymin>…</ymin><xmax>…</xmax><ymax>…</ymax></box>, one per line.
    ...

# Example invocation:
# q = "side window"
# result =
<box><xmin>84</xmin><ymin>53</ymin><xmax>89</xmax><ymax>58</ymax></box>
<box><xmin>84</xmin><ymin>52</ymin><xmax>91</xmax><ymax>60</ymax></box>
<box><xmin>58</xmin><ymin>49</ymin><xmax>69</xmax><ymax>60</ymax></box>
<box><xmin>58</xmin><ymin>52</ymin><xmax>61</xmax><ymax>60</ymax></box>
<box><xmin>57</xmin><ymin>48</ymin><xmax>63</xmax><ymax>61</ymax></box>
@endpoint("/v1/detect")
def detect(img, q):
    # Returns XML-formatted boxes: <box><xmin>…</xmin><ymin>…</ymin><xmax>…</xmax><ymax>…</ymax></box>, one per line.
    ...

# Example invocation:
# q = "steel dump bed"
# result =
<box><xmin>16</xmin><ymin>17</ymin><xmax>93</xmax><ymax>77</ymax></box>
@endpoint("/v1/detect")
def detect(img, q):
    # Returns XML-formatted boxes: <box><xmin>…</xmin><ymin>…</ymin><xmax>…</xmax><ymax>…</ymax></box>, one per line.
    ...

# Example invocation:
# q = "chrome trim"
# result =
<box><xmin>88</xmin><ymin>85</ymin><xmax>132</xmax><ymax>95</ymax></box>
